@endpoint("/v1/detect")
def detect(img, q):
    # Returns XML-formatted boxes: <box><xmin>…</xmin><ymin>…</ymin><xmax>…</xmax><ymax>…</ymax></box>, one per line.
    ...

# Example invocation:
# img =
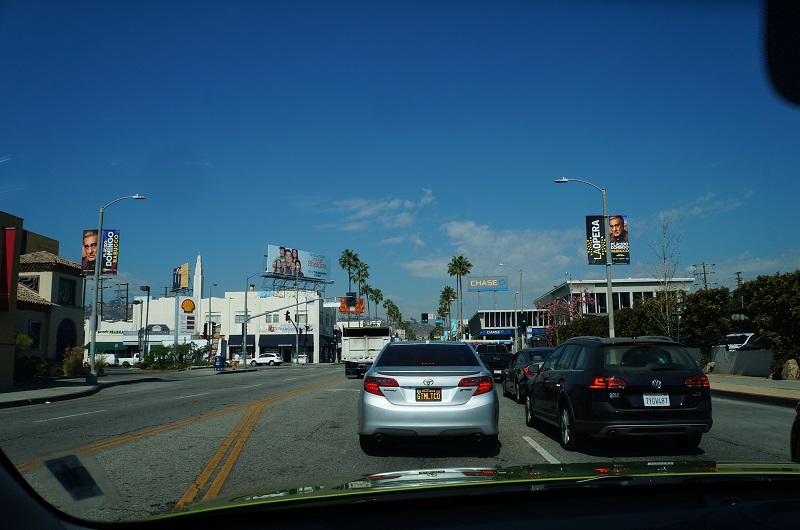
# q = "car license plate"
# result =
<box><xmin>416</xmin><ymin>388</ymin><xmax>442</xmax><ymax>402</ymax></box>
<box><xmin>643</xmin><ymin>393</ymin><xmax>670</xmax><ymax>406</ymax></box>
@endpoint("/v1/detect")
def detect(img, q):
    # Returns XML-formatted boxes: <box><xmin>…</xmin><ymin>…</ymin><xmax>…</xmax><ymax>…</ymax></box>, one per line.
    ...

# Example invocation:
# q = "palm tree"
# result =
<box><xmin>370</xmin><ymin>287</ymin><xmax>383</xmax><ymax>323</ymax></box>
<box><xmin>447</xmin><ymin>254</ymin><xmax>472</xmax><ymax>339</ymax></box>
<box><xmin>353</xmin><ymin>261</ymin><xmax>369</xmax><ymax>298</ymax></box>
<box><xmin>361</xmin><ymin>284</ymin><xmax>373</xmax><ymax>320</ymax></box>
<box><xmin>338</xmin><ymin>249</ymin><xmax>359</xmax><ymax>292</ymax></box>
<box><xmin>440</xmin><ymin>285</ymin><xmax>457</xmax><ymax>339</ymax></box>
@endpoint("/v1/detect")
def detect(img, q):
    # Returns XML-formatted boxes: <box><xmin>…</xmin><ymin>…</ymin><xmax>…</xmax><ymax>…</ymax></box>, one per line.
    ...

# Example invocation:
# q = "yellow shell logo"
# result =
<box><xmin>181</xmin><ymin>299</ymin><xmax>196</xmax><ymax>313</ymax></box>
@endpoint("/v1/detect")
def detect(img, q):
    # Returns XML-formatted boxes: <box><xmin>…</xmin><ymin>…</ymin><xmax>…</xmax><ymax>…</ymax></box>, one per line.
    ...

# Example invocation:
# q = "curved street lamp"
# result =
<box><xmin>87</xmin><ymin>194</ymin><xmax>146</xmax><ymax>383</ymax></box>
<box><xmin>554</xmin><ymin>177</ymin><xmax>615</xmax><ymax>337</ymax></box>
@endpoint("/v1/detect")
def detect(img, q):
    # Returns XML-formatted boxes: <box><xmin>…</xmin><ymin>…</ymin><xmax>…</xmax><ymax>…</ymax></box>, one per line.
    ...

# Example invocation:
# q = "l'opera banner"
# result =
<box><xmin>585</xmin><ymin>216</ymin><xmax>630</xmax><ymax>265</ymax></box>
<box><xmin>101</xmin><ymin>229</ymin><xmax>120</xmax><ymax>275</ymax></box>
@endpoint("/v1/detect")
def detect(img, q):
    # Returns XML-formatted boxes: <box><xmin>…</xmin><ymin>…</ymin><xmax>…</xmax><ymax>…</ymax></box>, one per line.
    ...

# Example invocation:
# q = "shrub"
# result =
<box><xmin>62</xmin><ymin>346</ymin><xmax>85</xmax><ymax>376</ymax></box>
<box><xmin>14</xmin><ymin>355</ymin><xmax>47</xmax><ymax>381</ymax></box>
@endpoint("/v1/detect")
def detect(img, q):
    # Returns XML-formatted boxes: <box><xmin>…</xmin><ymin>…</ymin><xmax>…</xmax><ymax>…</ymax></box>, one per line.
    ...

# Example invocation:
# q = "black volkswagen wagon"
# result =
<box><xmin>524</xmin><ymin>337</ymin><xmax>712</xmax><ymax>451</ymax></box>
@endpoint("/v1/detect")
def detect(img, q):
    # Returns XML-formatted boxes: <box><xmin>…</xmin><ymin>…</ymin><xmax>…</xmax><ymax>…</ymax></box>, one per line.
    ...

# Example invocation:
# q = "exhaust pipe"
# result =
<box><xmin>474</xmin><ymin>434</ymin><xmax>484</xmax><ymax>442</ymax></box>
<box><xmin>374</xmin><ymin>434</ymin><xmax>384</xmax><ymax>442</ymax></box>
<box><xmin>607</xmin><ymin>430</ymin><xmax>617</xmax><ymax>437</ymax></box>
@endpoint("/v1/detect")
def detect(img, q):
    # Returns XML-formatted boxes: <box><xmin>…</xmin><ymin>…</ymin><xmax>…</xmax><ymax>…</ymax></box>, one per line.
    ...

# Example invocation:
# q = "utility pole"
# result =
<box><xmin>693</xmin><ymin>262</ymin><xmax>715</xmax><ymax>290</ymax></box>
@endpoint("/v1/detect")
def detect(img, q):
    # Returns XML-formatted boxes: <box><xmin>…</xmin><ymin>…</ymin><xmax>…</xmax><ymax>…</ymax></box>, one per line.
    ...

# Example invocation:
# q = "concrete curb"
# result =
<box><xmin>711</xmin><ymin>388</ymin><xmax>799</xmax><ymax>409</ymax></box>
<box><xmin>0</xmin><ymin>377</ymin><xmax>164</xmax><ymax>409</ymax></box>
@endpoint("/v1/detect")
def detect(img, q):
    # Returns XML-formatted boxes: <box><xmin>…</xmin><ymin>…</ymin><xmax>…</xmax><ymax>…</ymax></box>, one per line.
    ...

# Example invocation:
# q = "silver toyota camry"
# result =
<box><xmin>358</xmin><ymin>341</ymin><xmax>499</xmax><ymax>453</ymax></box>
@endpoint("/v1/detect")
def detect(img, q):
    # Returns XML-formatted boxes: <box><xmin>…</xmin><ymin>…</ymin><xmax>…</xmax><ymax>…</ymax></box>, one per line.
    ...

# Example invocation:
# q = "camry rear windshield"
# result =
<box><xmin>375</xmin><ymin>345</ymin><xmax>481</xmax><ymax>367</ymax></box>
<box><xmin>601</xmin><ymin>344</ymin><xmax>699</xmax><ymax>371</ymax></box>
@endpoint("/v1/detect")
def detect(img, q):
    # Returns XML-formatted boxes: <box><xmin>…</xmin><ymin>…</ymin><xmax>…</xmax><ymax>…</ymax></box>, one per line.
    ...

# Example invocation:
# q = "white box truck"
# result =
<box><xmin>341</xmin><ymin>326</ymin><xmax>393</xmax><ymax>378</ymax></box>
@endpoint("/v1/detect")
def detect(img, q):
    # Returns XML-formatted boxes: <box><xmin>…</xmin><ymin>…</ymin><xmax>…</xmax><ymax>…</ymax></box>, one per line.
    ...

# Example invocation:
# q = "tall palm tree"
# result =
<box><xmin>353</xmin><ymin>261</ymin><xmax>369</xmax><ymax>297</ymax></box>
<box><xmin>338</xmin><ymin>249</ymin><xmax>359</xmax><ymax>292</ymax></box>
<box><xmin>447</xmin><ymin>254</ymin><xmax>472</xmax><ymax>339</ymax></box>
<box><xmin>361</xmin><ymin>284</ymin><xmax>373</xmax><ymax>320</ymax></box>
<box><xmin>370</xmin><ymin>287</ymin><xmax>383</xmax><ymax>323</ymax></box>
<box><xmin>440</xmin><ymin>285</ymin><xmax>457</xmax><ymax>339</ymax></box>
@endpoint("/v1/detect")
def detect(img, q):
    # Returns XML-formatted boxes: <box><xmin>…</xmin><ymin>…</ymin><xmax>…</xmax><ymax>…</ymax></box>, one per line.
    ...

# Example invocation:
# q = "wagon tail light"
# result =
<box><xmin>364</xmin><ymin>376</ymin><xmax>399</xmax><ymax>396</ymax></box>
<box><xmin>523</xmin><ymin>365</ymin><xmax>539</xmax><ymax>377</ymax></box>
<box><xmin>684</xmin><ymin>375</ymin><xmax>709</xmax><ymax>388</ymax></box>
<box><xmin>459</xmin><ymin>375</ymin><xmax>494</xmax><ymax>396</ymax></box>
<box><xmin>589</xmin><ymin>376</ymin><xmax>628</xmax><ymax>389</ymax></box>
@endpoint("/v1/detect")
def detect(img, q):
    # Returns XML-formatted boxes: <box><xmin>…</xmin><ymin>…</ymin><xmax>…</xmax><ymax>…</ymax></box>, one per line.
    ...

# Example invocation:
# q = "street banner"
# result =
<box><xmin>100</xmin><ymin>229</ymin><xmax>120</xmax><ymax>275</ymax></box>
<box><xmin>586</xmin><ymin>216</ymin><xmax>630</xmax><ymax>265</ymax></box>
<box><xmin>586</xmin><ymin>216</ymin><xmax>605</xmax><ymax>265</ymax></box>
<box><xmin>81</xmin><ymin>229</ymin><xmax>98</xmax><ymax>275</ymax></box>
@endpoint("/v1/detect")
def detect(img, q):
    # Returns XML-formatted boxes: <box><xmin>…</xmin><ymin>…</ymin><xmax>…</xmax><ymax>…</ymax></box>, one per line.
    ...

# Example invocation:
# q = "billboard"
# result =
<box><xmin>172</xmin><ymin>263</ymin><xmax>189</xmax><ymax>291</ymax></box>
<box><xmin>586</xmin><ymin>216</ymin><xmax>630</xmax><ymax>265</ymax></box>
<box><xmin>267</xmin><ymin>244</ymin><xmax>331</xmax><ymax>282</ymax></box>
<box><xmin>468</xmin><ymin>276</ymin><xmax>509</xmax><ymax>292</ymax></box>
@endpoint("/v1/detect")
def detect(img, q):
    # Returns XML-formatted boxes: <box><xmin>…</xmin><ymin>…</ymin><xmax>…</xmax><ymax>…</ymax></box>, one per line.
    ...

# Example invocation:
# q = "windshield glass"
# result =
<box><xmin>1</xmin><ymin>0</ymin><xmax>799</xmax><ymax>525</ymax></box>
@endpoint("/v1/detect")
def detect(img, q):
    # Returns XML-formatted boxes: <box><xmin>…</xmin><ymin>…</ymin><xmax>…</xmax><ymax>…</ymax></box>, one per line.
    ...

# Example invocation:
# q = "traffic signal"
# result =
<box><xmin>332</xmin><ymin>328</ymin><xmax>339</xmax><ymax>343</ymax></box>
<box><xmin>421</xmin><ymin>313</ymin><xmax>428</xmax><ymax>323</ymax></box>
<box><xmin>346</xmin><ymin>292</ymin><xmax>357</xmax><ymax>306</ymax></box>
<box><xmin>202</xmin><ymin>323</ymin><xmax>209</xmax><ymax>340</ymax></box>
<box><xmin>285</xmin><ymin>310</ymin><xmax>291</xmax><ymax>322</ymax></box>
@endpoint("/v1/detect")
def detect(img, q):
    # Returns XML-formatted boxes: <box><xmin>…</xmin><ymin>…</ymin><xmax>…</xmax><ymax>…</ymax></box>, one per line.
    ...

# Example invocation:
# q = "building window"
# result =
<box><xmin>619</xmin><ymin>292</ymin><xmax>631</xmax><ymax>309</ymax></box>
<box><xmin>58</xmin><ymin>278</ymin><xmax>77</xmax><ymax>305</ymax></box>
<box><xmin>20</xmin><ymin>275</ymin><xmax>39</xmax><ymax>292</ymax></box>
<box><xmin>28</xmin><ymin>320</ymin><xmax>41</xmax><ymax>349</ymax></box>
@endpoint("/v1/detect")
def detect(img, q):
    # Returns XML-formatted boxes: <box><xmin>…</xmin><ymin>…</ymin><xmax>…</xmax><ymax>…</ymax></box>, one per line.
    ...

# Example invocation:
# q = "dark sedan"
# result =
<box><xmin>501</xmin><ymin>347</ymin><xmax>554</xmax><ymax>403</ymax></box>
<box><xmin>792</xmin><ymin>400</ymin><xmax>800</xmax><ymax>463</ymax></box>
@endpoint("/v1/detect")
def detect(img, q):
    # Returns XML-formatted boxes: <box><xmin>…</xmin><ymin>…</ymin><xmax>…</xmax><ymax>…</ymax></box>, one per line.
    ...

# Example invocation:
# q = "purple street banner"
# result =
<box><xmin>100</xmin><ymin>229</ymin><xmax>120</xmax><ymax>275</ymax></box>
<box><xmin>585</xmin><ymin>216</ymin><xmax>630</xmax><ymax>265</ymax></box>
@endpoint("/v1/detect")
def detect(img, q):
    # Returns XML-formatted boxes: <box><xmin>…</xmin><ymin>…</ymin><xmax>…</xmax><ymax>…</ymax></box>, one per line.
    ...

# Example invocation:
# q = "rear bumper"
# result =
<box><xmin>575</xmin><ymin>418</ymin><xmax>713</xmax><ymax>438</ymax></box>
<box><xmin>358</xmin><ymin>392</ymin><xmax>500</xmax><ymax>437</ymax></box>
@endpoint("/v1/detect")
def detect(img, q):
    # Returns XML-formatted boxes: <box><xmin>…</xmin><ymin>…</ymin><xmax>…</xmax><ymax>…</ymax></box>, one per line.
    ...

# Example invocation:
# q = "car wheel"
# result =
<box><xmin>673</xmin><ymin>432</ymin><xmax>702</xmax><ymax>451</ymax></box>
<box><xmin>502</xmin><ymin>379</ymin><xmax>512</xmax><ymax>398</ymax></box>
<box><xmin>525</xmin><ymin>394</ymin><xmax>540</xmax><ymax>428</ymax></box>
<box><xmin>559</xmin><ymin>405</ymin><xmax>586</xmax><ymax>451</ymax></box>
<box><xmin>514</xmin><ymin>380</ymin><xmax>524</xmax><ymax>404</ymax></box>
<box><xmin>269</xmin><ymin>360</ymin><xmax>275</xmax><ymax>366</ymax></box>
<box><xmin>250</xmin><ymin>360</ymin><xmax>257</xmax><ymax>366</ymax></box>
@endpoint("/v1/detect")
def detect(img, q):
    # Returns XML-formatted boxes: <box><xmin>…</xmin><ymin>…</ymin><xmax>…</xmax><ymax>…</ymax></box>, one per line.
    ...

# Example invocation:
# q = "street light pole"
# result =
<box><xmin>208</xmin><ymin>282</ymin><xmax>217</xmax><ymax>358</ymax></box>
<box><xmin>243</xmin><ymin>272</ymin><xmax>262</xmax><ymax>367</ymax></box>
<box><xmin>499</xmin><ymin>263</ymin><xmax>523</xmax><ymax>351</ymax></box>
<box><xmin>554</xmin><ymin>177</ymin><xmax>615</xmax><ymax>337</ymax></box>
<box><xmin>87</xmin><ymin>194</ymin><xmax>145</xmax><ymax>383</ymax></box>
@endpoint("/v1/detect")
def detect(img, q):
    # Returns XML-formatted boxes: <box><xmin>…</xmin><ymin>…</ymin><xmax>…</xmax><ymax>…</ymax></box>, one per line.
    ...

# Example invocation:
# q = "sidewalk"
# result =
<box><xmin>1</xmin><ymin>369</ymin><xmax>799</xmax><ymax>409</ymax></box>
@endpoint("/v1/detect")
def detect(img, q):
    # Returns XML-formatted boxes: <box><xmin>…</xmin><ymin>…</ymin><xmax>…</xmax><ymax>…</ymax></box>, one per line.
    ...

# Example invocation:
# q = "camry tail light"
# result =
<box><xmin>684</xmin><ymin>375</ymin><xmax>709</xmax><ymax>388</ymax></box>
<box><xmin>364</xmin><ymin>376</ymin><xmax>399</xmax><ymax>396</ymax></box>
<box><xmin>459</xmin><ymin>375</ymin><xmax>494</xmax><ymax>396</ymax></box>
<box><xmin>589</xmin><ymin>376</ymin><xmax>628</xmax><ymax>389</ymax></box>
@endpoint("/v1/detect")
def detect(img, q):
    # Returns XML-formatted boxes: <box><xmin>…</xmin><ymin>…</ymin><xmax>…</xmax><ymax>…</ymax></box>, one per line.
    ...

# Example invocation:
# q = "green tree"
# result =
<box><xmin>369</xmin><ymin>287</ymin><xmax>384</xmax><ymax>322</ymax></box>
<box><xmin>338</xmin><ymin>249</ymin><xmax>359</xmax><ymax>292</ymax></box>
<box><xmin>681</xmin><ymin>287</ymin><xmax>731</xmax><ymax>365</ymax></box>
<box><xmin>439</xmin><ymin>285</ymin><xmax>457</xmax><ymax>338</ymax></box>
<box><xmin>737</xmin><ymin>270</ymin><xmax>800</xmax><ymax>374</ymax></box>
<box><xmin>353</xmin><ymin>261</ymin><xmax>370</xmax><ymax>298</ymax></box>
<box><xmin>447</xmin><ymin>254</ymin><xmax>472</xmax><ymax>340</ymax></box>
<box><xmin>361</xmin><ymin>283</ymin><xmax>374</xmax><ymax>320</ymax></box>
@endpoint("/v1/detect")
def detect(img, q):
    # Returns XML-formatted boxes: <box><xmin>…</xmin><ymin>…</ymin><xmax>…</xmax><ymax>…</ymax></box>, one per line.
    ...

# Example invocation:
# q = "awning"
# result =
<box><xmin>259</xmin><ymin>334</ymin><xmax>299</xmax><ymax>348</ymax></box>
<box><xmin>83</xmin><ymin>342</ymin><xmax>127</xmax><ymax>352</ymax></box>
<box><xmin>227</xmin><ymin>335</ymin><xmax>255</xmax><ymax>347</ymax></box>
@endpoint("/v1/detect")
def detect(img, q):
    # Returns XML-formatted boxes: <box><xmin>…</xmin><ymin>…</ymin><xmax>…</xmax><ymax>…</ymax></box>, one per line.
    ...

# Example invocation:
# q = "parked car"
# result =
<box><xmin>724</xmin><ymin>333</ymin><xmax>758</xmax><ymax>351</ymax></box>
<box><xmin>358</xmin><ymin>341</ymin><xmax>499</xmax><ymax>453</ymax></box>
<box><xmin>524</xmin><ymin>336</ymin><xmax>712</xmax><ymax>451</ymax></box>
<box><xmin>475</xmin><ymin>343</ymin><xmax>512</xmax><ymax>380</ymax></box>
<box><xmin>501</xmin><ymin>347</ymin><xmax>555</xmax><ymax>403</ymax></box>
<box><xmin>250</xmin><ymin>353</ymin><xmax>283</xmax><ymax>366</ymax></box>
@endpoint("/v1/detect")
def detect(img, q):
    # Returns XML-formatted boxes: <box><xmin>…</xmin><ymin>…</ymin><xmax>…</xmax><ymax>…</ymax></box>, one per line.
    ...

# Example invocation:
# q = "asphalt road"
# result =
<box><xmin>0</xmin><ymin>365</ymin><xmax>797</xmax><ymax>522</ymax></box>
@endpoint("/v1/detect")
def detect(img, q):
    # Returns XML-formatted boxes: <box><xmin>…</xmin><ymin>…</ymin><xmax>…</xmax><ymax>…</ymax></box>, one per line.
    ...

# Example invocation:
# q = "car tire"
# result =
<box><xmin>269</xmin><ymin>360</ymin><xmax>275</xmax><ymax>366</ymax></box>
<box><xmin>673</xmin><ymin>432</ymin><xmax>702</xmax><ymax>451</ymax></box>
<box><xmin>525</xmin><ymin>394</ymin><xmax>540</xmax><ymax>428</ymax></box>
<box><xmin>502</xmin><ymin>379</ymin><xmax>512</xmax><ymax>398</ymax></box>
<box><xmin>559</xmin><ymin>405</ymin><xmax>586</xmax><ymax>451</ymax></box>
<box><xmin>250</xmin><ymin>360</ymin><xmax>257</xmax><ymax>367</ymax></box>
<box><xmin>514</xmin><ymin>380</ymin><xmax>524</xmax><ymax>404</ymax></box>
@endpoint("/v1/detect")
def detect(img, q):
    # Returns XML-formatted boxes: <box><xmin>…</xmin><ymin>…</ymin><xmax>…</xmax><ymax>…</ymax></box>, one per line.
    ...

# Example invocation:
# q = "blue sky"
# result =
<box><xmin>2</xmin><ymin>0</ymin><xmax>797</xmax><ymax>321</ymax></box>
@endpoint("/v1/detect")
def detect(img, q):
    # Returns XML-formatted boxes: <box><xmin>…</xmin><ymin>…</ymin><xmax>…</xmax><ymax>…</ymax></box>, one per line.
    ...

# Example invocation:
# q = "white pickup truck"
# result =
<box><xmin>341</xmin><ymin>326</ymin><xmax>393</xmax><ymax>378</ymax></box>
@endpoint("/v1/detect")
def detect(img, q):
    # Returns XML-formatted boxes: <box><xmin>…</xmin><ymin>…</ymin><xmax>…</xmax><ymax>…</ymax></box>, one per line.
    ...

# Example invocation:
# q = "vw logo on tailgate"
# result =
<box><xmin>651</xmin><ymin>379</ymin><xmax>662</xmax><ymax>389</ymax></box>
<box><xmin>423</xmin><ymin>379</ymin><xmax>435</xmax><ymax>386</ymax></box>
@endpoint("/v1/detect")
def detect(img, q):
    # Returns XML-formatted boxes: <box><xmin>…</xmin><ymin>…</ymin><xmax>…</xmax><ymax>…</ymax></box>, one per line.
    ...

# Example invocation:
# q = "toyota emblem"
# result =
<box><xmin>651</xmin><ymin>379</ymin><xmax>662</xmax><ymax>389</ymax></box>
<box><xmin>423</xmin><ymin>379</ymin><xmax>435</xmax><ymax>386</ymax></box>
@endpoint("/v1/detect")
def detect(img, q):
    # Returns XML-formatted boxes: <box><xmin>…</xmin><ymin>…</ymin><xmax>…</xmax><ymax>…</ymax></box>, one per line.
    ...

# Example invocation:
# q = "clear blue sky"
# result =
<box><xmin>2</xmin><ymin>1</ymin><xmax>797</xmax><ymax>321</ymax></box>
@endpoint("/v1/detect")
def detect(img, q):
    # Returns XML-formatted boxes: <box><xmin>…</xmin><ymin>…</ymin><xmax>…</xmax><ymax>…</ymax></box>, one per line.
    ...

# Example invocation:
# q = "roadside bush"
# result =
<box><xmin>14</xmin><ymin>355</ymin><xmax>48</xmax><ymax>381</ymax></box>
<box><xmin>62</xmin><ymin>346</ymin><xmax>85</xmax><ymax>376</ymax></box>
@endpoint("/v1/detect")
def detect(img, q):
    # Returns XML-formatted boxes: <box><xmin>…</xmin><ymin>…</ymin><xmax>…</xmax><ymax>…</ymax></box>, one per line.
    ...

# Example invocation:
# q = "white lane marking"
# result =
<box><xmin>523</xmin><ymin>435</ymin><xmax>561</xmax><ymax>464</ymax></box>
<box><xmin>177</xmin><ymin>392</ymin><xmax>211</xmax><ymax>400</ymax></box>
<box><xmin>34</xmin><ymin>410</ymin><xmax>107</xmax><ymax>423</ymax></box>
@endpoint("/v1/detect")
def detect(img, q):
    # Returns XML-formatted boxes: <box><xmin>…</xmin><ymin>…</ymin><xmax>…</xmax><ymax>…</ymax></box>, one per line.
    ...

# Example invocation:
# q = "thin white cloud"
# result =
<box><xmin>329</xmin><ymin>189</ymin><xmax>435</xmax><ymax>231</ymax></box>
